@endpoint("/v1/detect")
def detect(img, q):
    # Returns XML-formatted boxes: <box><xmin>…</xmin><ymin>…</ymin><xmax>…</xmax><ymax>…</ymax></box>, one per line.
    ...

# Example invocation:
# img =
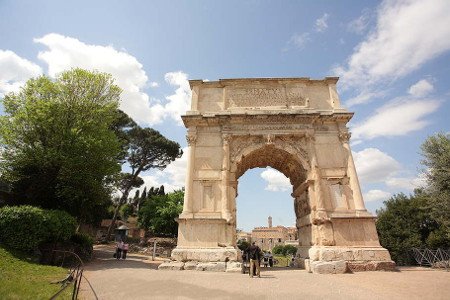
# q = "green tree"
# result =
<box><xmin>106</xmin><ymin>127</ymin><xmax>182</xmax><ymax>239</ymax></box>
<box><xmin>420</xmin><ymin>132</ymin><xmax>450</xmax><ymax>234</ymax></box>
<box><xmin>237</xmin><ymin>239</ymin><xmax>250</xmax><ymax>251</ymax></box>
<box><xmin>376</xmin><ymin>190</ymin><xmax>448</xmax><ymax>265</ymax></box>
<box><xmin>0</xmin><ymin>69</ymin><xmax>122</xmax><ymax>225</ymax></box>
<box><xmin>120</xmin><ymin>203</ymin><xmax>134</xmax><ymax>221</ymax></box>
<box><xmin>138</xmin><ymin>189</ymin><xmax>183</xmax><ymax>237</ymax></box>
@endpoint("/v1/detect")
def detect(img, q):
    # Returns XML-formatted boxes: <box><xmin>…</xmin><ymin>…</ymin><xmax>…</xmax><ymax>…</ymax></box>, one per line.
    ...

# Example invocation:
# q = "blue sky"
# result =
<box><xmin>1</xmin><ymin>0</ymin><xmax>449</xmax><ymax>231</ymax></box>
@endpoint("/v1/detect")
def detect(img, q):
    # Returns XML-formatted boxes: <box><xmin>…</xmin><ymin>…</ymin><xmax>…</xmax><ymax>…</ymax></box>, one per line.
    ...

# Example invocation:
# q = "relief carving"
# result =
<box><xmin>186</xmin><ymin>133</ymin><xmax>197</xmax><ymax>146</ymax></box>
<box><xmin>338</xmin><ymin>131</ymin><xmax>351</xmax><ymax>143</ymax></box>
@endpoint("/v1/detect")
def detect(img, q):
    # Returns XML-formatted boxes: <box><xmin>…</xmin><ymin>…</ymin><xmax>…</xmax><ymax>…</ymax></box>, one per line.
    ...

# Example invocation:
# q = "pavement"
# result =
<box><xmin>79</xmin><ymin>245</ymin><xmax>450</xmax><ymax>300</ymax></box>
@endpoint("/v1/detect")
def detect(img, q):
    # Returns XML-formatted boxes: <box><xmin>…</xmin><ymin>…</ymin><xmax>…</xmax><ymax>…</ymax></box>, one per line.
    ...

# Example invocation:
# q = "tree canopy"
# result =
<box><xmin>0</xmin><ymin>69</ymin><xmax>122</xmax><ymax>224</ymax></box>
<box><xmin>138</xmin><ymin>189</ymin><xmax>183</xmax><ymax>237</ymax></box>
<box><xmin>106</xmin><ymin>127</ymin><xmax>182</xmax><ymax>239</ymax></box>
<box><xmin>420</xmin><ymin>132</ymin><xmax>450</xmax><ymax>229</ymax></box>
<box><xmin>376</xmin><ymin>132</ymin><xmax>450</xmax><ymax>265</ymax></box>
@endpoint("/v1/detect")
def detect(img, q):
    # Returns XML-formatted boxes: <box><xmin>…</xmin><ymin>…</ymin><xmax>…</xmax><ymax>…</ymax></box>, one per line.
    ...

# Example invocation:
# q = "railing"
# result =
<box><xmin>411</xmin><ymin>248</ymin><xmax>450</xmax><ymax>271</ymax></box>
<box><xmin>48</xmin><ymin>250</ymin><xmax>97</xmax><ymax>300</ymax></box>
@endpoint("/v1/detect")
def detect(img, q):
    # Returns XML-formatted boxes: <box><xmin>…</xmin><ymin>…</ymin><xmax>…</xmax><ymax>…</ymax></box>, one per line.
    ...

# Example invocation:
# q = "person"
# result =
<box><xmin>268</xmin><ymin>251</ymin><xmax>274</xmax><ymax>268</ymax></box>
<box><xmin>248</xmin><ymin>242</ymin><xmax>261</xmax><ymax>278</ymax></box>
<box><xmin>116</xmin><ymin>240</ymin><xmax>123</xmax><ymax>260</ymax></box>
<box><xmin>122</xmin><ymin>243</ymin><xmax>129</xmax><ymax>259</ymax></box>
<box><xmin>263</xmin><ymin>252</ymin><xmax>269</xmax><ymax>268</ymax></box>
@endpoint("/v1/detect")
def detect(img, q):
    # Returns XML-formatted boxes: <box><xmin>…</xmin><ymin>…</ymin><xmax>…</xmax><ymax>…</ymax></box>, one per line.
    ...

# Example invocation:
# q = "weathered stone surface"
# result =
<box><xmin>172</xmin><ymin>77</ymin><xmax>394</xmax><ymax>271</ymax></box>
<box><xmin>196</xmin><ymin>262</ymin><xmax>226</xmax><ymax>272</ymax></box>
<box><xmin>158</xmin><ymin>261</ymin><xmax>184</xmax><ymax>271</ymax></box>
<box><xmin>183</xmin><ymin>261</ymin><xmax>199</xmax><ymax>270</ymax></box>
<box><xmin>171</xmin><ymin>248</ymin><xmax>237</xmax><ymax>262</ymax></box>
<box><xmin>348</xmin><ymin>261</ymin><xmax>396</xmax><ymax>272</ymax></box>
<box><xmin>311</xmin><ymin>260</ymin><xmax>348</xmax><ymax>274</ymax></box>
<box><xmin>225</xmin><ymin>261</ymin><xmax>242</xmax><ymax>273</ymax></box>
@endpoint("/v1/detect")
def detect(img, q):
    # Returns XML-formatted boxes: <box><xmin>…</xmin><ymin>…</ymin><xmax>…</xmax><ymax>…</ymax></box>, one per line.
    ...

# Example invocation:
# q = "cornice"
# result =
<box><xmin>181</xmin><ymin>111</ymin><xmax>353</xmax><ymax>127</ymax></box>
<box><xmin>189</xmin><ymin>77</ymin><xmax>339</xmax><ymax>89</ymax></box>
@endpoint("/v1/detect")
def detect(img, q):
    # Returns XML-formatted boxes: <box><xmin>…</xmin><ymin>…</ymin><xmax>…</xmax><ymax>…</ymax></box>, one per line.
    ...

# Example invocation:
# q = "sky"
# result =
<box><xmin>1</xmin><ymin>0</ymin><xmax>449</xmax><ymax>232</ymax></box>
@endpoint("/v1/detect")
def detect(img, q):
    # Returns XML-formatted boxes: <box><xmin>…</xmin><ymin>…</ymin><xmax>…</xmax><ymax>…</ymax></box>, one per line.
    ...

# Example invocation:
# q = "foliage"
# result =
<box><xmin>70</xmin><ymin>232</ymin><xmax>94</xmax><ymax>260</ymax></box>
<box><xmin>0</xmin><ymin>246</ymin><xmax>70</xmax><ymax>299</ymax></box>
<box><xmin>420</xmin><ymin>132</ymin><xmax>450</xmax><ymax>232</ymax></box>
<box><xmin>237</xmin><ymin>239</ymin><xmax>250</xmax><ymax>251</ymax></box>
<box><xmin>106</xmin><ymin>126</ymin><xmax>182</xmax><ymax>239</ymax></box>
<box><xmin>0</xmin><ymin>69</ymin><xmax>123</xmax><ymax>224</ymax></box>
<box><xmin>376</xmin><ymin>190</ymin><xmax>449</xmax><ymax>265</ymax></box>
<box><xmin>0</xmin><ymin>205</ymin><xmax>76</xmax><ymax>252</ymax></box>
<box><xmin>375</xmin><ymin>133</ymin><xmax>450</xmax><ymax>265</ymax></box>
<box><xmin>138</xmin><ymin>190</ymin><xmax>184</xmax><ymax>237</ymax></box>
<box><xmin>272</xmin><ymin>244</ymin><xmax>297</xmax><ymax>256</ymax></box>
<box><xmin>120</xmin><ymin>203</ymin><xmax>134</xmax><ymax>220</ymax></box>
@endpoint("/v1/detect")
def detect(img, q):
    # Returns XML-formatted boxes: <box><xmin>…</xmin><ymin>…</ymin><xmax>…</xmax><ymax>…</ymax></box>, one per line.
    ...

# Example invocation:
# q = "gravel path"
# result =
<box><xmin>80</xmin><ymin>245</ymin><xmax>450</xmax><ymax>300</ymax></box>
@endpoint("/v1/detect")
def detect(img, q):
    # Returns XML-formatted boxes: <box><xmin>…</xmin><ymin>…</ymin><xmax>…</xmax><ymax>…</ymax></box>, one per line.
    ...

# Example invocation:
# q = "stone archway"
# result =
<box><xmin>168</xmin><ymin>77</ymin><xmax>394</xmax><ymax>273</ymax></box>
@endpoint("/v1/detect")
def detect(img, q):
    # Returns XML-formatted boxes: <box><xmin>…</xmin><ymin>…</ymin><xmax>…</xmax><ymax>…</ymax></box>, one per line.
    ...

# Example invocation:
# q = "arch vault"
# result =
<box><xmin>170</xmin><ymin>77</ymin><xmax>394</xmax><ymax>272</ymax></box>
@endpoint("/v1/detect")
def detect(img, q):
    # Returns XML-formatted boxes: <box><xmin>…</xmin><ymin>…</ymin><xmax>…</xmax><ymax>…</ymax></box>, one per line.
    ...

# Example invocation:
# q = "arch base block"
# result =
<box><xmin>296</xmin><ymin>246</ymin><xmax>396</xmax><ymax>272</ymax></box>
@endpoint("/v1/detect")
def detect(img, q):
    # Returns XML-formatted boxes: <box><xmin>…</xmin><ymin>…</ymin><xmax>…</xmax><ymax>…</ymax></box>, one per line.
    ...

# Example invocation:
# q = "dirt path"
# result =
<box><xmin>80</xmin><ymin>246</ymin><xmax>450</xmax><ymax>300</ymax></box>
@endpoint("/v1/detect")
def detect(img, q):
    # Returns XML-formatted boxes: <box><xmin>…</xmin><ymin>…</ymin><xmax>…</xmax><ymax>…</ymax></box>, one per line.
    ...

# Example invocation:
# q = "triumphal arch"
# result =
<box><xmin>169</xmin><ymin>77</ymin><xmax>394</xmax><ymax>273</ymax></box>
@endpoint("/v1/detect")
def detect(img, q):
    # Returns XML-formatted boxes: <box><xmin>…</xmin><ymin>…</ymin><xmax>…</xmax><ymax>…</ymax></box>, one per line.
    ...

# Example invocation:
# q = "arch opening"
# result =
<box><xmin>231</xmin><ymin>145</ymin><xmax>311</xmax><ymax>258</ymax></box>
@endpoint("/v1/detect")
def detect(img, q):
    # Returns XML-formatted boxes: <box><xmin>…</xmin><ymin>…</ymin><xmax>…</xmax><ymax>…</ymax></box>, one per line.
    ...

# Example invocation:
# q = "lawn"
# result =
<box><xmin>0</xmin><ymin>246</ymin><xmax>71</xmax><ymax>299</ymax></box>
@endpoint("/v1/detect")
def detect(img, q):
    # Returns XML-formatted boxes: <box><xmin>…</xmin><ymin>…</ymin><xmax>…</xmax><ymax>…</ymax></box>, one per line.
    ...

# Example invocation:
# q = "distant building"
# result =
<box><xmin>250</xmin><ymin>216</ymin><xmax>298</xmax><ymax>251</ymax></box>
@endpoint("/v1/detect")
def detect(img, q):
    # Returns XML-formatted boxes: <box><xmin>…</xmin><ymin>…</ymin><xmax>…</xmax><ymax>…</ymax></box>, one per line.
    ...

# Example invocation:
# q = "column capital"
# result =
<box><xmin>223</xmin><ymin>133</ymin><xmax>232</xmax><ymax>145</ymax></box>
<box><xmin>186</xmin><ymin>133</ymin><xmax>197</xmax><ymax>146</ymax></box>
<box><xmin>339</xmin><ymin>131</ymin><xmax>351</xmax><ymax>143</ymax></box>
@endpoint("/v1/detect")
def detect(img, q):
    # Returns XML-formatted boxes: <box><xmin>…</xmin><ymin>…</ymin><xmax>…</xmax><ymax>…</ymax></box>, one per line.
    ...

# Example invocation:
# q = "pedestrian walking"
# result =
<box><xmin>248</xmin><ymin>242</ymin><xmax>261</xmax><ymax>278</ymax></box>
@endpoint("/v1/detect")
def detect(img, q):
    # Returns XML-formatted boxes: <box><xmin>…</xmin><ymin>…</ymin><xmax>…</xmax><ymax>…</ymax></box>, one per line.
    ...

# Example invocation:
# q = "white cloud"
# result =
<box><xmin>353</xmin><ymin>148</ymin><xmax>400</xmax><ymax>184</ymax></box>
<box><xmin>408</xmin><ymin>79</ymin><xmax>434</xmax><ymax>97</ymax></box>
<box><xmin>347</xmin><ymin>9</ymin><xmax>371</xmax><ymax>34</ymax></box>
<box><xmin>149</xmin><ymin>81</ymin><xmax>159</xmax><ymax>88</ymax></box>
<box><xmin>34</xmin><ymin>33</ymin><xmax>190</xmax><ymax>126</ymax></box>
<box><xmin>385</xmin><ymin>175</ymin><xmax>426</xmax><ymax>191</ymax></box>
<box><xmin>286</xmin><ymin>32</ymin><xmax>311</xmax><ymax>50</ymax></box>
<box><xmin>260</xmin><ymin>168</ymin><xmax>291</xmax><ymax>192</ymax></box>
<box><xmin>0</xmin><ymin>50</ymin><xmax>42</xmax><ymax>97</ymax></box>
<box><xmin>163</xmin><ymin>72</ymin><xmax>192</xmax><ymax>125</ymax></box>
<box><xmin>352</xmin><ymin>97</ymin><xmax>441</xmax><ymax>140</ymax></box>
<box><xmin>315</xmin><ymin>13</ymin><xmax>329</xmax><ymax>32</ymax></box>
<box><xmin>155</xmin><ymin>146</ymin><xmax>188</xmax><ymax>189</ymax></box>
<box><xmin>346</xmin><ymin>90</ymin><xmax>385</xmax><ymax>107</ymax></box>
<box><xmin>364</xmin><ymin>189</ymin><xmax>391</xmax><ymax>202</ymax></box>
<box><xmin>335</xmin><ymin>0</ymin><xmax>450</xmax><ymax>91</ymax></box>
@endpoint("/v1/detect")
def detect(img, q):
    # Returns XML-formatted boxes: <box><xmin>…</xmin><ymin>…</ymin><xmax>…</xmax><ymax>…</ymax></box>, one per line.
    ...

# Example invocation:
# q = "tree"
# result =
<box><xmin>106</xmin><ymin>127</ymin><xmax>182</xmax><ymax>239</ymax></box>
<box><xmin>0</xmin><ymin>69</ymin><xmax>122</xmax><ymax>225</ymax></box>
<box><xmin>420</xmin><ymin>132</ymin><xmax>450</xmax><ymax>232</ymax></box>
<box><xmin>376</xmin><ymin>190</ymin><xmax>449</xmax><ymax>265</ymax></box>
<box><xmin>237</xmin><ymin>239</ymin><xmax>250</xmax><ymax>251</ymax></box>
<box><xmin>138</xmin><ymin>189</ymin><xmax>183</xmax><ymax>237</ymax></box>
<box><xmin>120</xmin><ymin>203</ymin><xmax>134</xmax><ymax>221</ymax></box>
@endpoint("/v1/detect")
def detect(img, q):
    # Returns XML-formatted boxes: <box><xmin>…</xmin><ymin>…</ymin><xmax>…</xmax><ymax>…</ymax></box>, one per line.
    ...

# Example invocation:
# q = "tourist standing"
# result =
<box><xmin>116</xmin><ymin>240</ymin><xmax>123</xmax><ymax>260</ymax></box>
<box><xmin>248</xmin><ymin>242</ymin><xmax>261</xmax><ymax>278</ymax></box>
<box><xmin>122</xmin><ymin>243</ymin><xmax>129</xmax><ymax>259</ymax></box>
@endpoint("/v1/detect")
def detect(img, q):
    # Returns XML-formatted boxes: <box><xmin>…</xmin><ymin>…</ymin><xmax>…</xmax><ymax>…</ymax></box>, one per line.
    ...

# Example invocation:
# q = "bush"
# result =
<box><xmin>71</xmin><ymin>232</ymin><xmax>93</xmax><ymax>260</ymax></box>
<box><xmin>0</xmin><ymin>205</ymin><xmax>76</xmax><ymax>251</ymax></box>
<box><xmin>272</xmin><ymin>244</ymin><xmax>298</xmax><ymax>256</ymax></box>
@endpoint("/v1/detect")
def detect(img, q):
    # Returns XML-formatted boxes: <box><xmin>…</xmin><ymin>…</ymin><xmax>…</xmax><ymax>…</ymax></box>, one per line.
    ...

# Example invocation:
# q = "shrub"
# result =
<box><xmin>71</xmin><ymin>232</ymin><xmax>93</xmax><ymax>260</ymax></box>
<box><xmin>0</xmin><ymin>205</ymin><xmax>76</xmax><ymax>251</ymax></box>
<box><xmin>272</xmin><ymin>244</ymin><xmax>298</xmax><ymax>256</ymax></box>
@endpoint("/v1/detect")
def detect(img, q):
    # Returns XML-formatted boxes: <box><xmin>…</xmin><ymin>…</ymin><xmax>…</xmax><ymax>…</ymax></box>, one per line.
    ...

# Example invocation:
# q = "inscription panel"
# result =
<box><xmin>226</xmin><ymin>86</ymin><xmax>307</xmax><ymax>108</ymax></box>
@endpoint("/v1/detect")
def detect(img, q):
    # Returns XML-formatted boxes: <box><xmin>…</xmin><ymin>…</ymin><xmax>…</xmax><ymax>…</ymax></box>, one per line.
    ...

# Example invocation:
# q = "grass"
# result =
<box><xmin>0</xmin><ymin>246</ymin><xmax>71</xmax><ymax>300</ymax></box>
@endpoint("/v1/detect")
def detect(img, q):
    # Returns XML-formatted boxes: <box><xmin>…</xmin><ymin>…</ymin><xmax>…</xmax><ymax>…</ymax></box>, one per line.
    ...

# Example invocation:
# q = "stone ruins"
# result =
<box><xmin>159</xmin><ymin>77</ymin><xmax>395</xmax><ymax>273</ymax></box>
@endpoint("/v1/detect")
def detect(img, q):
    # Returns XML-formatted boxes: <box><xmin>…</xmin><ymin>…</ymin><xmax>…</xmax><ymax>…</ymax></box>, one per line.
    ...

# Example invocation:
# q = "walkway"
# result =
<box><xmin>80</xmin><ymin>245</ymin><xmax>450</xmax><ymax>300</ymax></box>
